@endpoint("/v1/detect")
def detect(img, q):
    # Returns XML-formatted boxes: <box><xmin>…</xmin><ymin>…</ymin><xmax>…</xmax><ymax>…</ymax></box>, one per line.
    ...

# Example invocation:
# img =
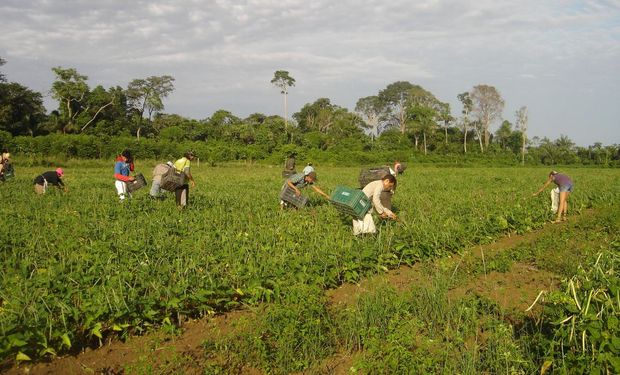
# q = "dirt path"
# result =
<box><xmin>5</xmin><ymin>217</ymin><xmax>580</xmax><ymax>375</ymax></box>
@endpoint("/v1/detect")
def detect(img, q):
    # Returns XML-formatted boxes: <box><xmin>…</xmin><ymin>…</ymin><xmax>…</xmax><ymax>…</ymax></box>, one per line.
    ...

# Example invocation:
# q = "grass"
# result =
<box><xmin>1</xmin><ymin>160</ymin><xmax>619</xmax><ymax>372</ymax></box>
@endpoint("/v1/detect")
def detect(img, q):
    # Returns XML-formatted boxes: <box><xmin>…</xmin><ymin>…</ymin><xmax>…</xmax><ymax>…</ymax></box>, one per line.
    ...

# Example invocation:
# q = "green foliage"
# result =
<box><xmin>0</xmin><ymin>163</ymin><xmax>618</xmax><ymax>363</ymax></box>
<box><xmin>535</xmin><ymin>250</ymin><xmax>620</xmax><ymax>374</ymax></box>
<box><xmin>0</xmin><ymin>82</ymin><xmax>46</xmax><ymax>136</ymax></box>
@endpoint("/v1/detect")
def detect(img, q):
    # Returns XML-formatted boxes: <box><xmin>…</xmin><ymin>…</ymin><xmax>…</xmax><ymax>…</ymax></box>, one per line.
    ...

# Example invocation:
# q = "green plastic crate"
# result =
<box><xmin>330</xmin><ymin>185</ymin><xmax>371</xmax><ymax>219</ymax></box>
<box><xmin>280</xmin><ymin>184</ymin><xmax>308</xmax><ymax>208</ymax></box>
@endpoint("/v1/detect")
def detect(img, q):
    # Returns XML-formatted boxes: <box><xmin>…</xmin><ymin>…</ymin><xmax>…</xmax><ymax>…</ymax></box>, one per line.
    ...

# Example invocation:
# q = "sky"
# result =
<box><xmin>1</xmin><ymin>0</ymin><xmax>619</xmax><ymax>146</ymax></box>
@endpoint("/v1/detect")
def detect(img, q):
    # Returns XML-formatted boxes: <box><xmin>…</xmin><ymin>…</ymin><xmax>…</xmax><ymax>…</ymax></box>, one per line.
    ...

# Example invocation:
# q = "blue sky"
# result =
<box><xmin>1</xmin><ymin>0</ymin><xmax>619</xmax><ymax>146</ymax></box>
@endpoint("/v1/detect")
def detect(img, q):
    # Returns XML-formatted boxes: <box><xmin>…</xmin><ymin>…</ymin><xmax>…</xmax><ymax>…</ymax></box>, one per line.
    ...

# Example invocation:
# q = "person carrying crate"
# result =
<box><xmin>114</xmin><ymin>149</ymin><xmax>135</xmax><ymax>201</ymax></box>
<box><xmin>353</xmin><ymin>174</ymin><xmax>398</xmax><ymax>235</ymax></box>
<box><xmin>280</xmin><ymin>170</ymin><xmax>329</xmax><ymax>209</ymax></box>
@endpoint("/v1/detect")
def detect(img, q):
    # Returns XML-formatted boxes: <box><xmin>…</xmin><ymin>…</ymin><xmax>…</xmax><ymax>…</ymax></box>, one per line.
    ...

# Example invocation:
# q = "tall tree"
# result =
<box><xmin>0</xmin><ymin>82</ymin><xmax>46</xmax><ymax>136</ymax></box>
<box><xmin>407</xmin><ymin>104</ymin><xmax>437</xmax><ymax>154</ymax></box>
<box><xmin>355</xmin><ymin>95</ymin><xmax>383</xmax><ymax>140</ymax></box>
<box><xmin>271</xmin><ymin>70</ymin><xmax>295</xmax><ymax>130</ymax></box>
<box><xmin>378</xmin><ymin>81</ymin><xmax>414</xmax><ymax>134</ymax></box>
<box><xmin>495</xmin><ymin>120</ymin><xmax>513</xmax><ymax>149</ymax></box>
<box><xmin>437</xmin><ymin>102</ymin><xmax>453</xmax><ymax>145</ymax></box>
<box><xmin>470</xmin><ymin>85</ymin><xmax>505</xmax><ymax>151</ymax></box>
<box><xmin>50</xmin><ymin>67</ymin><xmax>90</xmax><ymax>133</ymax></box>
<box><xmin>407</xmin><ymin>85</ymin><xmax>443</xmax><ymax>153</ymax></box>
<box><xmin>126</xmin><ymin>75</ymin><xmax>175</xmax><ymax>140</ymax></box>
<box><xmin>80</xmin><ymin>85</ymin><xmax>119</xmax><ymax>132</ymax></box>
<box><xmin>515</xmin><ymin>106</ymin><xmax>528</xmax><ymax>165</ymax></box>
<box><xmin>293</xmin><ymin>98</ymin><xmax>337</xmax><ymax>133</ymax></box>
<box><xmin>457</xmin><ymin>92</ymin><xmax>473</xmax><ymax>153</ymax></box>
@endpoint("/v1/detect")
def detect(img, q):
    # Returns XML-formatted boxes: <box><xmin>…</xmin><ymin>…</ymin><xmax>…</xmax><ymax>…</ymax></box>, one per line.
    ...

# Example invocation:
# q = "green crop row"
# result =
<box><xmin>1</xmin><ymin>162</ymin><xmax>619</xmax><ymax>362</ymax></box>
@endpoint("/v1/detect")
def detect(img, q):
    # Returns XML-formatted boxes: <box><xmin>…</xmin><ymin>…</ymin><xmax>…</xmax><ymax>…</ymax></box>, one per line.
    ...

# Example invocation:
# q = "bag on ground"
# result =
<box><xmin>550</xmin><ymin>187</ymin><xmax>560</xmax><ymax>213</ymax></box>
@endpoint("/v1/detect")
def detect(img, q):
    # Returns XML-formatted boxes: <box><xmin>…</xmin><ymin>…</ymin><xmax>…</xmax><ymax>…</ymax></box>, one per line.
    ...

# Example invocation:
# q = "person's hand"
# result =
<box><xmin>191</xmin><ymin>180</ymin><xmax>196</xmax><ymax>188</ymax></box>
<box><xmin>381</xmin><ymin>212</ymin><xmax>397</xmax><ymax>220</ymax></box>
<box><xmin>532</xmin><ymin>191</ymin><xmax>539</xmax><ymax>197</ymax></box>
<box><xmin>128</xmin><ymin>176</ymin><xmax>136</xmax><ymax>181</ymax></box>
<box><xmin>295</xmin><ymin>188</ymin><xmax>301</xmax><ymax>197</ymax></box>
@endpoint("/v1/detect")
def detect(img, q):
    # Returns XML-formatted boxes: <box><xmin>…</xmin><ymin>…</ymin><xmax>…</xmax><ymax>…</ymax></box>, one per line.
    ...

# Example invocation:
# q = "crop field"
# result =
<box><xmin>1</xmin><ymin>160</ymin><xmax>619</xmax><ymax>372</ymax></box>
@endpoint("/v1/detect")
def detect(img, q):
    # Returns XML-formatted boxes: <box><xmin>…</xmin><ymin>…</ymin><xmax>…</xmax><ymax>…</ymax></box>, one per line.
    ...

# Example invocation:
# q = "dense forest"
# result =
<box><xmin>1</xmin><ymin>57</ymin><xmax>618</xmax><ymax>166</ymax></box>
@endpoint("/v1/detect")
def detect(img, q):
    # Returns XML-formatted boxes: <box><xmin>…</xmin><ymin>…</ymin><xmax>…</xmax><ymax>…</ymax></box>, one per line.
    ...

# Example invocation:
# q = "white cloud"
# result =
<box><xmin>0</xmin><ymin>0</ymin><xmax>618</xmax><ymax>144</ymax></box>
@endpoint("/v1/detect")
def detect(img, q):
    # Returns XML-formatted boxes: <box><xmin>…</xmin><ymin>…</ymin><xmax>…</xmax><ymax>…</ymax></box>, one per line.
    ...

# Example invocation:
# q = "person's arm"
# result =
<box><xmin>287</xmin><ymin>179</ymin><xmax>301</xmax><ymax>196</ymax></box>
<box><xmin>372</xmin><ymin>185</ymin><xmax>396</xmax><ymax>219</ymax></box>
<box><xmin>184</xmin><ymin>167</ymin><xmax>196</xmax><ymax>187</ymax></box>
<box><xmin>114</xmin><ymin>173</ymin><xmax>134</xmax><ymax>182</ymax></box>
<box><xmin>57</xmin><ymin>178</ymin><xmax>68</xmax><ymax>192</ymax></box>
<box><xmin>533</xmin><ymin>176</ymin><xmax>553</xmax><ymax>196</ymax></box>
<box><xmin>311</xmin><ymin>185</ymin><xmax>330</xmax><ymax>199</ymax></box>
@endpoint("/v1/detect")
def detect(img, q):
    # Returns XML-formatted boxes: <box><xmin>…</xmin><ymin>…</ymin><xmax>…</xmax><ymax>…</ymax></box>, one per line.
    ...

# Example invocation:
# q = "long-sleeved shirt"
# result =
<box><xmin>33</xmin><ymin>171</ymin><xmax>64</xmax><ymax>186</ymax></box>
<box><xmin>114</xmin><ymin>157</ymin><xmax>134</xmax><ymax>182</ymax></box>
<box><xmin>362</xmin><ymin>180</ymin><xmax>393</xmax><ymax>216</ymax></box>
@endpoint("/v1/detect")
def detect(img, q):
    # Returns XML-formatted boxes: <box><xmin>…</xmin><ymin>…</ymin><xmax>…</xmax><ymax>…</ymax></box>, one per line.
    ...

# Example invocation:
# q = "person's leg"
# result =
<box><xmin>150</xmin><ymin>179</ymin><xmax>161</xmax><ymax>198</ymax></box>
<box><xmin>182</xmin><ymin>185</ymin><xmax>189</xmax><ymax>206</ymax></box>
<box><xmin>115</xmin><ymin>180</ymin><xmax>127</xmax><ymax>201</ymax></box>
<box><xmin>175</xmin><ymin>186</ymin><xmax>182</xmax><ymax>205</ymax></box>
<box><xmin>556</xmin><ymin>192</ymin><xmax>568</xmax><ymax>222</ymax></box>
<box><xmin>562</xmin><ymin>192</ymin><xmax>570</xmax><ymax>220</ymax></box>
<box><xmin>175</xmin><ymin>184</ymin><xmax>189</xmax><ymax>206</ymax></box>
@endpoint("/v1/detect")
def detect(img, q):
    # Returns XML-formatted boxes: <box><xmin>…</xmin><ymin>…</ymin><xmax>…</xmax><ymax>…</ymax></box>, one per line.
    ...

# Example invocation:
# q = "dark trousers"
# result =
<box><xmin>175</xmin><ymin>184</ymin><xmax>189</xmax><ymax>206</ymax></box>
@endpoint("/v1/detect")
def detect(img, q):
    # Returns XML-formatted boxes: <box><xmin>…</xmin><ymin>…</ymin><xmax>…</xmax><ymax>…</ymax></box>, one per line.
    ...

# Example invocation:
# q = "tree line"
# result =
<box><xmin>0</xmin><ymin>58</ymin><xmax>618</xmax><ymax>166</ymax></box>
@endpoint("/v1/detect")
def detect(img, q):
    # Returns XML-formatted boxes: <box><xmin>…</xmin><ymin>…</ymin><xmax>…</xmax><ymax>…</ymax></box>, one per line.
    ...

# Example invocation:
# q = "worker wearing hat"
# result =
<box><xmin>33</xmin><ymin>168</ymin><xmax>67</xmax><ymax>194</ymax></box>
<box><xmin>280</xmin><ymin>169</ymin><xmax>329</xmax><ymax>209</ymax></box>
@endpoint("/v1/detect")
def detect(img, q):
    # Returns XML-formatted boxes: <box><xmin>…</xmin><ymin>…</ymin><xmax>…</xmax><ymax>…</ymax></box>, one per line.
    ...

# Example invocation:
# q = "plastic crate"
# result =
<box><xmin>280</xmin><ymin>184</ymin><xmax>308</xmax><ymax>208</ymax></box>
<box><xmin>161</xmin><ymin>168</ymin><xmax>186</xmax><ymax>191</ymax></box>
<box><xmin>126</xmin><ymin>173</ymin><xmax>147</xmax><ymax>193</ymax></box>
<box><xmin>330</xmin><ymin>185</ymin><xmax>371</xmax><ymax>219</ymax></box>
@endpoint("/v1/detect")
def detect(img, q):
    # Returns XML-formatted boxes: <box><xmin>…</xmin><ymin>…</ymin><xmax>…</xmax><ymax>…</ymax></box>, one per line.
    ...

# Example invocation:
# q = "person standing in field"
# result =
<box><xmin>353</xmin><ymin>174</ymin><xmax>398</xmax><ymax>235</ymax></box>
<box><xmin>173</xmin><ymin>151</ymin><xmax>197</xmax><ymax>207</ymax></box>
<box><xmin>33</xmin><ymin>168</ymin><xmax>67</xmax><ymax>194</ymax></box>
<box><xmin>0</xmin><ymin>150</ymin><xmax>10</xmax><ymax>182</ymax></box>
<box><xmin>114</xmin><ymin>149</ymin><xmax>135</xmax><ymax>201</ymax></box>
<box><xmin>392</xmin><ymin>160</ymin><xmax>404</xmax><ymax>175</ymax></box>
<box><xmin>280</xmin><ymin>170</ymin><xmax>329</xmax><ymax>209</ymax></box>
<box><xmin>533</xmin><ymin>171</ymin><xmax>573</xmax><ymax>223</ymax></box>
<box><xmin>283</xmin><ymin>153</ymin><xmax>296</xmax><ymax>177</ymax></box>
